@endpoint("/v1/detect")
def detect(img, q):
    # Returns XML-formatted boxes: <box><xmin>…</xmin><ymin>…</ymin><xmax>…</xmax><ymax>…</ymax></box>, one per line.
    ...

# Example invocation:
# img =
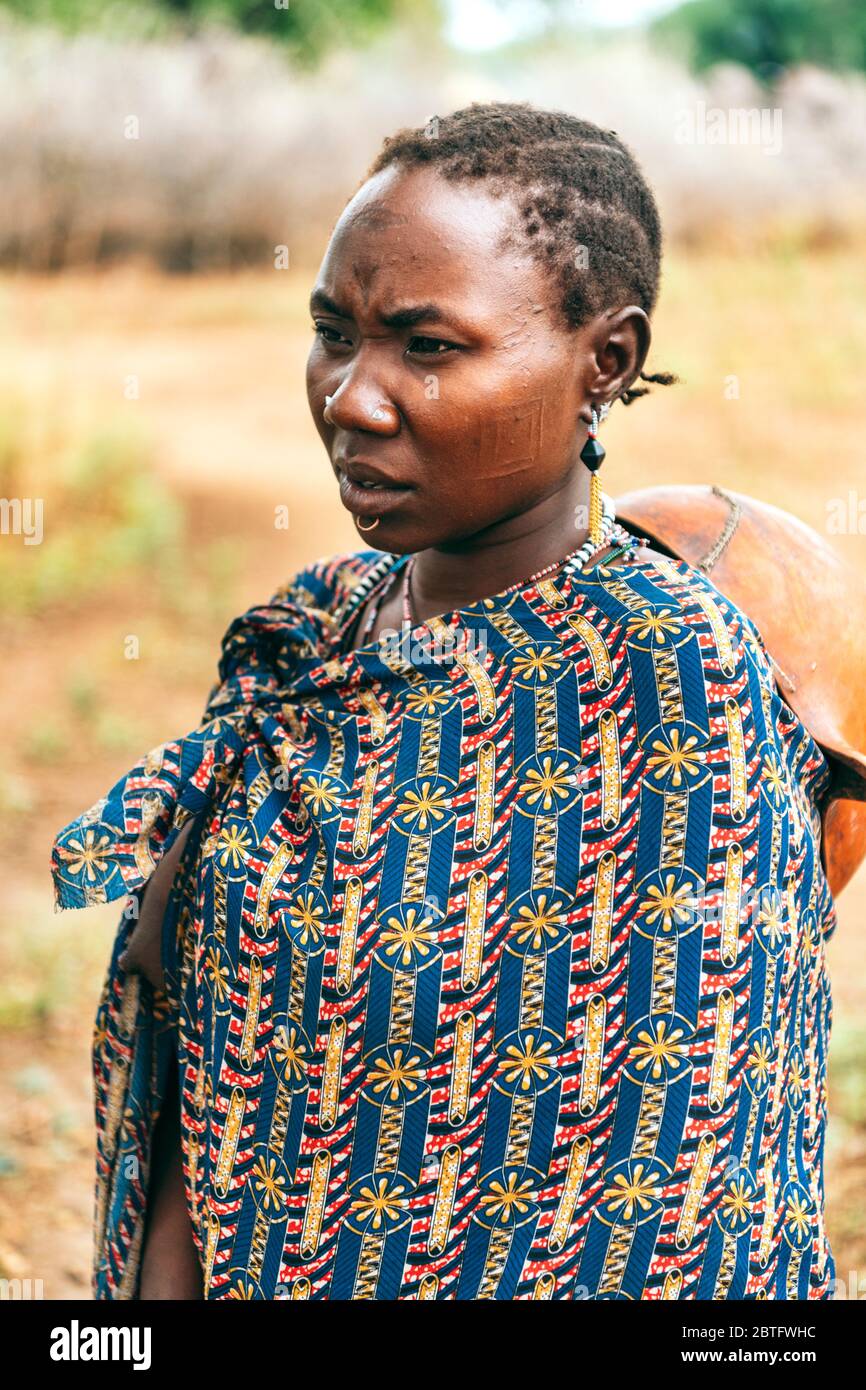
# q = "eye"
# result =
<box><xmin>312</xmin><ymin>320</ymin><xmax>351</xmax><ymax>348</ymax></box>
<box><xmin>406</xmin><ymin>335</ymin><xmax>459</xmax><ymax>358</ymax></box>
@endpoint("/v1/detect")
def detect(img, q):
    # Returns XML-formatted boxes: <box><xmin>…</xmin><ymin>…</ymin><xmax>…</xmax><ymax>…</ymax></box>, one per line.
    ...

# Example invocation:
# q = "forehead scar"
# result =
<box><xmin>351</xmin><ymin>205</ymin><xmax>410</xmax><ymax>234</ymax></box>
<box><xmin>351</xmin><ymin>260</ymin><xmax>379</xmax><ymax>308</ymax></box>
<box><xmin>346</xmin><ymin>205</ymin><xmax>411</xmax><ymax>305</ymax></box>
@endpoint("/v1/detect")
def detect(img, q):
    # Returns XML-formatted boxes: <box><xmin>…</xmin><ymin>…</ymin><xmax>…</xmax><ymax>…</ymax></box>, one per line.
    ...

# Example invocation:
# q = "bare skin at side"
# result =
<box><xmin>120</xmin><ymin>820</ymin><xmax>203</xmax><ymax>1300</ymax></box>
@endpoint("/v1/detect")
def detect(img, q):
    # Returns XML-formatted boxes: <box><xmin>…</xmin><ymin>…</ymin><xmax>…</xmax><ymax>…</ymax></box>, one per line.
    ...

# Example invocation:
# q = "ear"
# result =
<box><xmin>585</xmin><ymin>306</ymin><xmax>652</xmax><ymax>405</ymax></box>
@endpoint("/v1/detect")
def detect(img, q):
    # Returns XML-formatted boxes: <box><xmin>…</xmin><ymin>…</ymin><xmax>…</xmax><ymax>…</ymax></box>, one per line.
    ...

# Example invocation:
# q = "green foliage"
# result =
<box><xmin>190</xmin><ymin>0</ymin><xmax>399</xmax><ymax>65</ymax></box>
<box><xmin>0</xmin><ymin>0</ymin><xmax>173</xmax><ymax>39</ymax></box>
<box><xmin>0</xmin><ymin>417</ymin><xmax>183</xmax><ymax>617</ymax></box>
<box><xmin>654</xmin><ymin>0</ymin><xmax>866</xmax><ymax>78</ymax></box>
<box><xmin>828</xmin><ymin>1022</ymin><xmax>866</xmax><ymax>1129</ymax></box>
<box><xmin>0</xmin><ymin>0</ymin><xmax>444</xmax><ymax>64</ymax></box>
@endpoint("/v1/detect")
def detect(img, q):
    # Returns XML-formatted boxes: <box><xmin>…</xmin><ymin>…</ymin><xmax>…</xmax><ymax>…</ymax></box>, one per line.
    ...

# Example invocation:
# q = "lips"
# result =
<box><xmin>334</xmin><ymin>458</ymin><xmax>411</xmax><ymax>519</ymax></box>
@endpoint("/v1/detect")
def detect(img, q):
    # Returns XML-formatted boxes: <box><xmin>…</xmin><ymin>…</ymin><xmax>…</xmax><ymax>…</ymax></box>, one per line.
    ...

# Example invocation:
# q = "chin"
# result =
<box><xmin>352</xmin><ymin>516</ymin><xmax>427</xmax><ymax>554</ymax></box>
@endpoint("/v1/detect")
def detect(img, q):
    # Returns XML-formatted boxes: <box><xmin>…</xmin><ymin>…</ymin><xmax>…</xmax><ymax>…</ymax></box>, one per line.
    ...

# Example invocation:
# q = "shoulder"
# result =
<box><xmin>659</xmin><ymin>556</ymin><xmax>773</xmax><ymax>659</ymax></box>
<box><xmin>592</xmin><ymin>551</ymin><xmax>777</xmax><ymax>690</ymax></box>
<box><xmin>206</xmin><ymin>549</ymin><xmax>391</xmax><ymax>694</ymax></box>
<box><xmin>271</xmin><ymin>549</ymin><xmax>390</xmax><ymax>616</ymax></box>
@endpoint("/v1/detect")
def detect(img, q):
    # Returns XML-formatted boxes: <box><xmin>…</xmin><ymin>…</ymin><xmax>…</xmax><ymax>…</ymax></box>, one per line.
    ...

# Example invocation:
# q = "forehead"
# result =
<box><xmin>314</xmin><ymin>165</ymin><xmax>551</xmax><ymax>319</ymax></box>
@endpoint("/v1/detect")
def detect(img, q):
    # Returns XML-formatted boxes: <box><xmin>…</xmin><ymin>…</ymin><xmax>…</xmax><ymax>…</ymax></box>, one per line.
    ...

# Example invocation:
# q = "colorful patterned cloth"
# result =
<box><xmin>50</xmin><ymin>547</ymin><xmax>837</xmax><ymax>1300</ymax></box>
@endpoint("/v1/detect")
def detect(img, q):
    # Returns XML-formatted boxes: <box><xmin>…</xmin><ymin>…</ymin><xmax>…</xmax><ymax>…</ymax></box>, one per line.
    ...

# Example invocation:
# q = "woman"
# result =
<box><xmin>52</xmin><ymin>103</ymin><xmax>840</xmax><ymax>1300</ymax></box>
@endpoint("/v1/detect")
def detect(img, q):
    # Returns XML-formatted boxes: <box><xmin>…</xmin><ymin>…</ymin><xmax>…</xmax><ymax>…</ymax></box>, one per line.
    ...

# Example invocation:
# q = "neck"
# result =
<box><xmin>408</xmin><ymin>469</ymin><xmax>593</xmax><ymax>622</ymax></box>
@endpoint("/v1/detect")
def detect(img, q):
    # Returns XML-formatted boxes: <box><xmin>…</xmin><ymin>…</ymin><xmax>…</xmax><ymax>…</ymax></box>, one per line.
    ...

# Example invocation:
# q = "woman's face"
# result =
<box><xmin>306</xmin><ymin>163</ymin><xmax>644</xmax><ymax>554</ymax></box>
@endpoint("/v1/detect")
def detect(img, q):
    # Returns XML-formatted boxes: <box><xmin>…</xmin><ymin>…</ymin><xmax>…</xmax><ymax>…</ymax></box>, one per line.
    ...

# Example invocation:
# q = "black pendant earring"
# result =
<box><xmin>580</xmin><ymin>404</ymin><xmax>609</xmax><ymax>546</ymax></box>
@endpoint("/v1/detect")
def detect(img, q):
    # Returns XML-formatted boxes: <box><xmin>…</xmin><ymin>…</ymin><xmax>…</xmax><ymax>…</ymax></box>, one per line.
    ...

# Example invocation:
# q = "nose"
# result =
<box><xmin>322</xmin><ymin>373</ymin><xmax>400</xmax><ymax>434</ymax></box>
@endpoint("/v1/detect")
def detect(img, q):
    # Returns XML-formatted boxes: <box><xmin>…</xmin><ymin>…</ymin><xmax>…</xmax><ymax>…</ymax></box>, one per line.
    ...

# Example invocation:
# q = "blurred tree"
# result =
<box><xmin>0</xmin><ymin>0</ymin><xmax>446</xmax><ymax>65</ymax></box>
<box><xmin>168</xmin><ymin>0</ymin><xmax>444</xmax><ymax>65</ymax></box>
<box><xmin>654</xmin><ymin>0</ymin><xmax>866</xmax><ymax>79</ymax></box>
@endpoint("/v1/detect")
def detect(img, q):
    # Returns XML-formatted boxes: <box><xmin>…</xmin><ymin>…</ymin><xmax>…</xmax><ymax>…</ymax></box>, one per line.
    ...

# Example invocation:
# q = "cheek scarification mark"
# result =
<box><xmin>477</xmin><ymin>396</ymin><xmax>545</xmax><ymax>476</ymax></box>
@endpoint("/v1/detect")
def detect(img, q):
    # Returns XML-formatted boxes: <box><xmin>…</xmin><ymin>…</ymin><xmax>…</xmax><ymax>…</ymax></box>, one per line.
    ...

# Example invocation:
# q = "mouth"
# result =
<box><xmin>334</xmin><ymin>459</ymin><xmax>412</xmax><ymax>519</ymax></box>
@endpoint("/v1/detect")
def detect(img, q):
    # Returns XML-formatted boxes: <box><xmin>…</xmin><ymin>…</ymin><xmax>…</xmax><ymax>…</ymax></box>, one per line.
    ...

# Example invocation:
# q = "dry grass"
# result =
<box><xmin>1</xmin><ymin>21</ymin><xmax>866</xmax><ymax>268</ymax></box>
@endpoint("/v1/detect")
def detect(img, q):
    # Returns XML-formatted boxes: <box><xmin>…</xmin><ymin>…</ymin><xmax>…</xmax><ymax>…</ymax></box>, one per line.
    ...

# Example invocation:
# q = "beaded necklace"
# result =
<box><xmin>353</xmin><ymin>493</ymin><xmax>636</xmax><ymax>645</ymax></box>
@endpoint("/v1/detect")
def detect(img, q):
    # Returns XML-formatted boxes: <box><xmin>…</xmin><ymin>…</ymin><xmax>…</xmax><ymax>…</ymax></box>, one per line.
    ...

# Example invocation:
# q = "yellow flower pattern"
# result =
<box><xmin>49</xmin><ymin>547</ymin><xmax>837</xmax><ymax>1300</ymax></box>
